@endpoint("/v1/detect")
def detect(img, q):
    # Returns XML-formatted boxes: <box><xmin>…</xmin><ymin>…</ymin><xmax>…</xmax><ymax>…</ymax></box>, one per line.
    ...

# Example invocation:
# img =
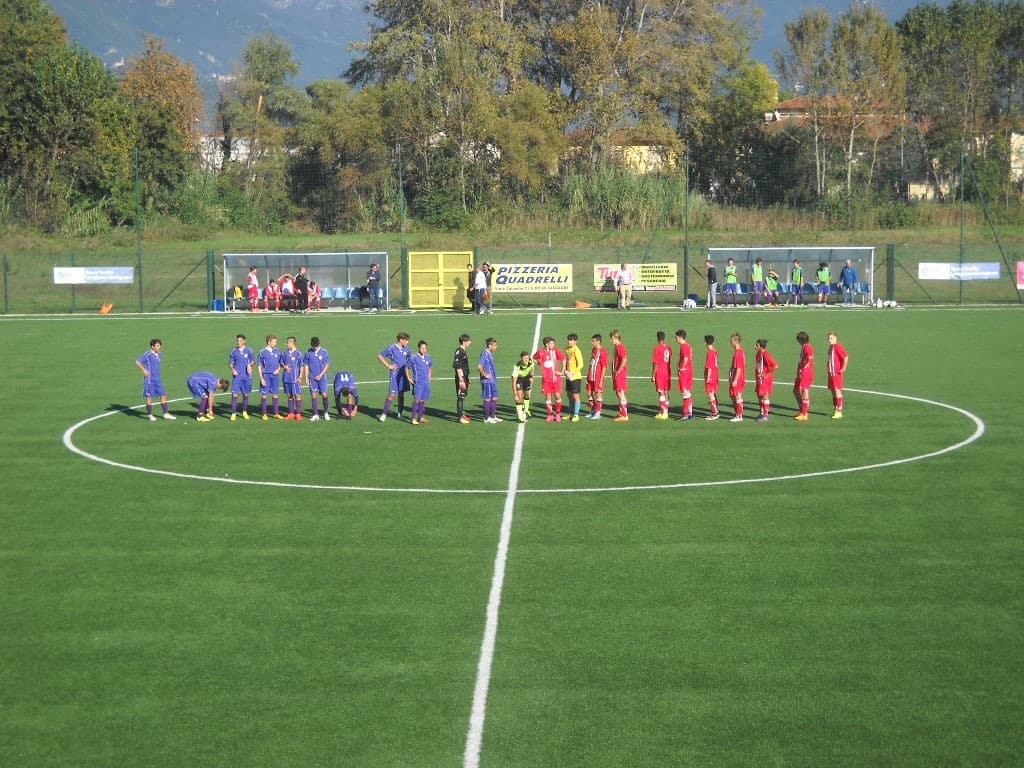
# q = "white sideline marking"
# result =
<box><xmin>463</xmin><ymin>312</ymin><xmax>543</xmax><ymax>768</ymax></box>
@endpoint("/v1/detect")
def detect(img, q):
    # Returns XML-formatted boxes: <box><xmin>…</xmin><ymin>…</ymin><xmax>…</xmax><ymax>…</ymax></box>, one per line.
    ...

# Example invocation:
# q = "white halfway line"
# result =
<box><xmin>464</xmin><ymin>312</ymin><xmax>543</xmax><ymax>768</ymax></box>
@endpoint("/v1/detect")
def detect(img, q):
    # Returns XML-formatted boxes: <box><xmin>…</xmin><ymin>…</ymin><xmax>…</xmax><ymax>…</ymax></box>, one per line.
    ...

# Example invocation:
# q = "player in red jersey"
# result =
<box><xmin>674</xmin><ymin>329</ymin><xmax>694</xmax><ymax>420</ymax></box>
<box><xmin>826</xmin><ymin>331</ymin><xmax>849</xmax><ymax>419</ymax></box>
<box><xmin>263</xmin><ymin>279</ymin><xmax>281</xmax><ymax>311</ymax></box>
<box><xmin>246</xmin><ymin>265</ymin><xmax>260</xmax><ymax>311</ymax></box>
<box><xmin>610</xmin><ymin>329</ymin><xmax>629</xmax><ymax>421</ymax></box>
<box><xmin>793</xmin><ymin>330</ymin><xmax>814</xmax><ymax>420</ymax></box>
<box><xmin>308</xmin><ymin>281</ymin><xmax>322</xmax><ymax>311</ymax></box>
<box><xmin>703</xmin><ymin>334</ymin><xmax>720</xmax><ymax>420</ymax></box>
<box><xmin>753</xmin><ymin>338</ymin><xmax>779</xmax><ymax>422</ymax></box>
<box><xmin>651</xmin><ymin>331</ymin><xmax>672</xmax><ymax>419</ymax></box>
<box><xmin>533</xmin><ymin>336</ymin><xmax>566</xmax><ymax>421</ymax></box>
<box><xmin>586</xmin><ymin>334</ymin><xmax>609</xmax><ymax>419</ymax></box>
<box><xmin>728</xmin><ymin>332</ymin><xmax>746</xmax><ymax>422</ymax></box>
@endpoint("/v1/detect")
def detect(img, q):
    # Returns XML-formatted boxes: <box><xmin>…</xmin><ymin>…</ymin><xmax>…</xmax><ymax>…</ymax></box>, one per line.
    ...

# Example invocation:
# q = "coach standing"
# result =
<box><xmin>705</xmin><ymin>260</ymin><xmax>718</xmax><ymax>309</ymax></box>
<box><xmin>295</xmin><ymin>266</ymin><xmax>310</xmax><ymax>313</ymax></box>
<box><xmin>614</xmin><ymin>262</ymin><xmax>634</xmax><ymax>310</ymax></box>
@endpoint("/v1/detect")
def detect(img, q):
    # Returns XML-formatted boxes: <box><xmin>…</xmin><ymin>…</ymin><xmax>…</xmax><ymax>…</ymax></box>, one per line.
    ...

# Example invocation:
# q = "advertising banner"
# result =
<box><xmin>491</xmin><ymin>263</ymin><xmax>573</xmax><ymax>293</ymax></box>
<box><xmin>593</xmin><ymin>263</ymin><xmax>678</xmax><ymax>292</ymax></box>
<box><xmin>918</xmin><ymin>262</ymin><xmax>1001</xmax><ymax>280</ymax></box>
<box><xmin>53</xmin><ymin>266</ymin><xmax>134</xmax><ymax>285</ymax></box>
<box><xmin>1017</xmin><ymin>261</ymin><xmax>1024</xmax><ymax>290</ymax></box>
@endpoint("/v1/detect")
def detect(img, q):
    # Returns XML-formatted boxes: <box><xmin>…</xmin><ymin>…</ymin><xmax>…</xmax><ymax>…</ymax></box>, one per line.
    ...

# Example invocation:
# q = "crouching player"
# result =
<box><xmin>333</xmin><ymin>371</ymin><xmax>360</xmax><ymax>419</ymax></box>
<box><xmin>754</xmin><ymin>338</ymin><xmax>778</xmax><ymax>422</ymax></box>
<box><xmin>187</xmin><ymin>371</ymin><xmax>229</xmax><ymax>421</ymax></box>
<box><xmin>511</xmin><ymin>351</ymin><xmax>534</xmax><ymax>422</ymax></box>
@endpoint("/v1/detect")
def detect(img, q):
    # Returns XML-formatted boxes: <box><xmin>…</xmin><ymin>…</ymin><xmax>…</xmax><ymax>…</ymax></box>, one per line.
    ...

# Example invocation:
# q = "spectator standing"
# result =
<box><xmin>614</xmin><ymin>262</ymin><xmax>634</xmax><ymax>309</ymax></box>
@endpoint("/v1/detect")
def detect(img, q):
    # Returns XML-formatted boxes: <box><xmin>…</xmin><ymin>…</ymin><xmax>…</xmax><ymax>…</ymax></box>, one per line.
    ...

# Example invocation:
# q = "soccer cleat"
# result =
<box><xmin>491</xmin><ymin>416</ymin><xmax>503</xmax><ymax>423</ymax></box>
<box><xmin>654</xmin><ymin>413</ymin><xmax>669</xmax><ymax>420</ymax></box>
<box><xmin>196</xmin><ymin>415</ymin><xmax>211</xmax><ymax>422</ymax></box>
<box><xmin>554</xmin><ymin>414</ymin><xmax>563</xmax><ymax>422</ymax></box>
<box><xmin>570</xmin><ymin>414</ymin><xmax>580</xmax><ymax>422</ymax></box>
<box><xmin>285</xmin><ymin>413</ymin><xmax>295</xmax><ymax>420</ymax></box>
<box><xmin>230</xmin><ymin>413</ymin><xmax>237</xmax><ymax>422</ymax></box>
<box><xmin>518</xmin><ymin>414</ymin><xmax>526</xmax><ymax>423</ymax></box>
<box><xmin>678</xmin><ymin>414</ymin><xmax>694</xmax><ymax>421</ymax></box>
<box><xmin>831</xmin><ymin>411</ymin><xmax>843</xmax><ymax>419</ymax></box>
<box><xmin>459</xmin><ymin>416</ymin><xmax>471</xmax><ymax>424</ymax></box>
<box><xmin>613</xmin><ymin>415</ymin><xmax>629</xmax><ymax>422</ymax></box>
<box><xmin>310</xmin><ymin>414</ymin><xmax>320</xmax><ymax>422</ymax></box>
<box><xmin>241</xmin><ymin>411</ymin><xmax>250</xmax><ymax>420</ymax></box>
<box><xmin>261</xmin><ymin>414</ymin><xmax>269</xmax><ymax>421</ymax></box>
<box><xmin>545</xmin><ymin>414</ymin><xmax>555</xmax><ymax>422</ymax></box>
<box><xmin>295</xmin><ymin>413</ymin><xmax>303</xmax><ymax>421</ymax></box>
<box><xmin>323</xmin><ymin>412</ymin><xmax>331</xmax><ymax>421</ymax></box>
<box><xmin>148</xmin><ymin>414</ymin><xmax>158</xmax><ymax>421</ymax></box>
<box><xmin>378</xmin><ymin>413</ymin><xmax>387</xmax><ymax>422</ymax></box>
<box><xmin>729</xmin><ymin>416</ymin><xmax>743</xmax><ymax>423</ymax></box>
<box><xmin>756</xmin><ymin>415</ymin><xmax>769</xmax><ymax>422</ymax></box>
<box><xmin>162</xmin><ymin>413</ymin><xmax>176</xmax><ymax>420</ymax></box>
<box><xmin>419</xmin><ymin>417</ymin><xmax>430</xmax><ymax>424</ymax></box>
<box><xmin>794</xmin><ymin>413</ymin><xmax>808</xmax><ymax>421</ymax></box>
<box><xmin>705</xmin><ymin>413</ymin><xmax>720</xmax><ymax>420</ymax></box>
<box><xmin>410</xmin><ymin>419</ymin><xmax>420</xmax><ymax>425</ymax></box>
<box><xmin>274</xmin><ymin>414</ymin><xmax>285</xmax><ymax>420</ymax></box>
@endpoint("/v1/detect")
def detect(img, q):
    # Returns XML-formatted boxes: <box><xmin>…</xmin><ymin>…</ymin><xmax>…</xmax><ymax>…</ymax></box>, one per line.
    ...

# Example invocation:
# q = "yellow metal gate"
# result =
<box><xmin>407</xmin><ymin>251</ymin><xmax>474</xmax><ymax>309</ymax></box>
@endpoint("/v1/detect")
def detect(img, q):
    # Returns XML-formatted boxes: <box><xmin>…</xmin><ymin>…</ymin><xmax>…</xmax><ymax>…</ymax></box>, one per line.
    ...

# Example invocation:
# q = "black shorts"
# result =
<box><xmin>566</xmin><ymin>378</ymin><xmax>582</xmax><ymax>394</ymax></box>
<box><xmin>515</xmin><ymin>377</ymin><xmax>532</xmax><ymax>393</ymax></box>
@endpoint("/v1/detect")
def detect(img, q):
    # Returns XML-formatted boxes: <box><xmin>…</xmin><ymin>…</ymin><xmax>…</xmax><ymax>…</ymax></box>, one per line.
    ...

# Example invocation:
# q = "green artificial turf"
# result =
<box><xmin>1</xmin><ymin>305</ymin><xmax>1021</xmax><ymax>766</ymax></box>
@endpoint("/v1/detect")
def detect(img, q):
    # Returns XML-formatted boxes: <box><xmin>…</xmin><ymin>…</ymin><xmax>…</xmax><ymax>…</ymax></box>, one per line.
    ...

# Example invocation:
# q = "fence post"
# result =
<box><xmin>2</xmin><ymin>254</ymin><xmax>8</xmax><ymax>314</ymax></box>
<box><xmin>207</xmin><ymin>250</ymin><xmax>216</xmax><ymax>309</ymax></box>
<box><xmin>886</xmin><ymin>244</ymin><xmax>895</xmax><ymax>301</ymax></box>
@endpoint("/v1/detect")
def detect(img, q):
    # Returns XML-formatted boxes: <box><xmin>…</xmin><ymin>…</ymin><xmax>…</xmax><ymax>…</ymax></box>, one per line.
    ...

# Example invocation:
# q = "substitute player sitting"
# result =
<box><xmin>333</xmin><ymin>371</ymin><xmax>360</xmax><ymax>419</ymax></box>
<box><xmin>263</xmin><ymin>279</ymin><xmax>281</xmax><ymax>311</ymax></box>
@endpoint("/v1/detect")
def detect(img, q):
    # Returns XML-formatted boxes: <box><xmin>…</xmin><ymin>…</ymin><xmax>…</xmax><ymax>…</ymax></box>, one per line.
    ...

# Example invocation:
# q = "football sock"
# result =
<box><xmin>146</xmin><ymin>404</ymin><xmax>153</xmax><ymax>415</ymax></box>
<box><xmin>736</xmin><ymin>402</ymin><xmax>743</xmax><ymax>418</ymax></box>
<box><xmin>546</xmin><ymin>401</ymin><xmax>554</xmax><ymax>415</ymax></box>
<box><xmin>273</xmin><ymin>399</ymin><xmax>279</xmax><ymax>416</ymax></box>
<box><xmin>523</xmin><ymin>397</ymin><xmax>531</xmax><ymax>413</ymax></box>
<box><xmin>556</xmin><ymin>401</ymin><xmax>563</xmax><ymax>414</ymax></box>
<box><xmin>710</xmin><ymin>397</ymin><xmax>718</xmax><ymax>415</ymax></box>
<box><xmin>230</xmin><ymin>396</ymin><xmax>237</xmax><ymax>413</ymax></box>
<box><xmin>199</xmin><ymin>396</ymin><xmax>209</xmax><ymax>413</ymax></box>
<box><xmin>161</xmin><ymin>404</ymin><xmax>169</xmax><ymax>415</ymax></box>
<box><xmin>683</xmin><ymin>396</ymin><xmax>692</xmax><ymax>416</ymax></box>
<box><xmin>836</xmin><ymin>395</ymin><xmax>843</xmax><ymax>411</ymax></box>
<box><xmin>242</xmin><ymin>395</ymin><xmax>250</xmax><ymax>410</ymax></box>
<box><xmin>312</xmin><ymin>395</ymin><xmax>319</xmax><ymax>414</ymax></box>
<box><xmin>801</xmin><ymin>399</ymin><xmax>809</xmax><ymax>415</ymax></box>
<box><xmin>619</xmin><ymin>401</ymin><xmax>628</xmax><ymax>417</ymax></box>
<box><xmin>262</xmin><ymin>402</ymin><xmax>268</xmax><ymax>415</ymax></box>
<box><xmin>383</xmin><ymin>396</ymin><xmax>393</xmax><ymax>414</ymax></box>
<box><xmin>573</xmin><ymin>401</ymin><xmax>580</xmax><ymax>416</ymax></box>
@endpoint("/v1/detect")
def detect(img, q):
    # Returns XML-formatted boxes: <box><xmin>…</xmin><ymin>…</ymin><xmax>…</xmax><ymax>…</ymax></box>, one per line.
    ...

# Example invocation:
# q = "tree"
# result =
<box><xmin>121</xmin><ymin>36</ymin><xmax>204</xmax><ymax>211</ymax></box>
<box><xmin>827</xmin><ymin>4</ymin><xmax>905</xmax><ymax>195</ymax></box>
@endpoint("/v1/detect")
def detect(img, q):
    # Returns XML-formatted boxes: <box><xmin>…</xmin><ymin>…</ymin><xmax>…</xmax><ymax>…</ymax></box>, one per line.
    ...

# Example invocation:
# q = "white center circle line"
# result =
<box><xmin>63</xmin><ymin>386</ymin><xmax>984</xmax><ymax>495</ymax></box>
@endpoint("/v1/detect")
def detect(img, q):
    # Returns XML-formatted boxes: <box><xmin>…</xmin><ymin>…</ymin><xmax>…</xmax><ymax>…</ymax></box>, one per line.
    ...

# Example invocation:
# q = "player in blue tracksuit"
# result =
<box><xmin>377</xmin><ymin>332</ymin><xmax>412</xmax><ymax>421</ymax></box>
<box><xmin>408</xmin><ymin>341</ymin><xmax>433</xmax><ymax>424</ymax></box>
<box><xmin>303</xmin><ymin>336</ymin><xmax>331</xmax><ymax>421</ymax></box>
<box><xmin>187</xmin><ymin>371</ymin><xmax>229</xmax><ymax>421</ymax></box>
<box><xmin>228</xmin><ymin>334</ymin><xmax>255</xmax><ymax>420</ymax></box>
<box><xmin>333</xmin><ymin>371</ymin><xmax>360</xmax><ymax>419</ymax></box>
<box><xmin>135</xmin><ymin>338</ymin><xmax>173</xmax><ymax>420</ymax></box>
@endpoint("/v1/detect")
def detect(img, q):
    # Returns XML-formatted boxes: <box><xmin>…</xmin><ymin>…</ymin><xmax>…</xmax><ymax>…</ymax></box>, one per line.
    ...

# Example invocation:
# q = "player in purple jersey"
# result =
<box><xmin>478</xmin><ymin>337</ymin><xmax>501</xmax><ymax>423</ymax></box>
<box><xmin>408</xmin><ymin>340</ymin><xmax>433</xmax><ymax>425</ymax></box>
<box><xmin>333</xmin><ymin>371</ymin><xmax>360</xmax><ymax>419</ymax></box>
<box><xmin>228</xmin><ymin>334</ymin><xmax>255</xmax><ymax>420</ymax></box>
<box><xmin>303</xmin><ymin>336</ymin><xmax>332</xmax><ymax>421</ymax></box>
<box><xmin>257</xmin><ymin>334</ymin><xmax>285</xmax><ymax>420</ymax></box>
<box><xmin>377</xmin><ymin>332</ymin><xmax>412</xmax><ymax>422</ymax></box>
<box><xmin>281</xmin><ymin>336</ymin><xmax>305</xmax><ymax>420</ymax></box>
<box><xmin>135</xmin><ymin>338</ymin><xmax>174</xmax><ymax>420</ymax></box>
<box><xmin>186</xmin><ymin>371</ymin><xmax>229</xmax><ymax>421</ymax></box>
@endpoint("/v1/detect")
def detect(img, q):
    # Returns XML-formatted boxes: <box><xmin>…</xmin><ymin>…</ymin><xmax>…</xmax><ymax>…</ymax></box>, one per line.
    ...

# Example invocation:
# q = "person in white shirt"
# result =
<box><xmin>614</xmin><ymin>263</ymin><xmax>634</xmax><ymax>310</ymax></box>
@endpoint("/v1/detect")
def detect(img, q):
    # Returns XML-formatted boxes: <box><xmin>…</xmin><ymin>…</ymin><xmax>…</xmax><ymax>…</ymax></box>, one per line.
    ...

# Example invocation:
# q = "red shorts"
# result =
<box><xmin>795</xmin><ymin>369</ymin><xmax>813</xmax><ymax>390</ymax></box>
<box><xmin>828</xmin><ymin>373</ymin><xmax>844</xmax><ymax>392</ymax></box>
<box><xmin>247</xmin><ymin>286</ymin><xmax>259</xmax><ymax>300</ymax></box>
<box><xmin>729</xmin><ymin>383</ymin><xmax>745</xmax><ymax>399</ymax></box>
<box><xmin>653</xmin><ymin>373</ymin><xmax>671</xmax><ymax>392</ymax></box>
<box><xmin>541</xmin><ymin>378</ymin><xmax>562</xmax><ymax>396</ymax></box>
<box><xmin>586</xmin><ymin>380</ymin><xmax>604</xmax><ymax>395</ymax></box>
<box><xmin>677</xmin><ymin>372</ymin><xmax>693</xmax><ymax>393</ymax></box>
<box><xmin>705</xmin><ymin>381</ymin><xmax>719</xmax><ymax>395</ymax></box>
<box><xmin>613</xmin><ymin>373</ymin><xmax>628</xmax><ymax>392</ymax></box>
<box><xmin>756</xmin><ymin>377</ymin><xmax>774</xmax><ymax>398</ymax></box>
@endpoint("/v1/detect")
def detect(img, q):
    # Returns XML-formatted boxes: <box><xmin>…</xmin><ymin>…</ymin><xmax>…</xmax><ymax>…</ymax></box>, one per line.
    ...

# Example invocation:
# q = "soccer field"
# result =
<box><xmin>2</xmin><ymin>305</ymin><xmax>1022</xmax><ymax>767</ymax></box>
